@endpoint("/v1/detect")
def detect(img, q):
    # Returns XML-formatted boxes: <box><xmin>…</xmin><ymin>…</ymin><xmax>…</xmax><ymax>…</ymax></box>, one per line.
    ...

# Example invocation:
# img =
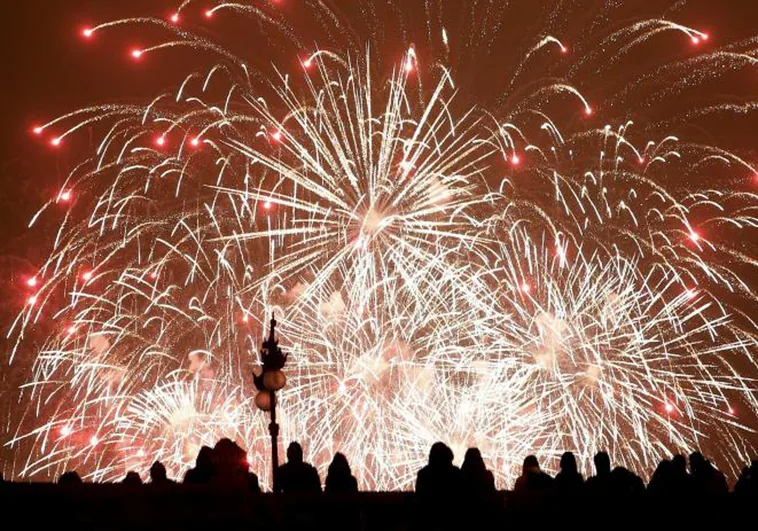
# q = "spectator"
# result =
<box><xmin>610</xmin><ymin>466</ymin><xmax>645</xmax><ymax>496</ymax></box>
<box><xmin>122</xmin><ymin>471</ymin><xmax>142</xmax><ymax>485</ymax></box>
<box><xmin>149</xmin><ymin>461</ymin><xmax>174</xmax><ymax>486</ymax></box>
<box><xmin>213</xmin><ymin>438</ymin><xmax>259</xmax><ymax>492</ymax></box>
<box><xmin>647</xmin><ymin>459</ymin><xmax>673</xmax><ymax>496</ymax></box>
<box><xmin>513</xmin><ymin>455</ymin><xmax>553</xmax><ymax>494</ymax></box>
<box><xmin>735</xmin><ymin>460</ymin><xmax>757</xmax><ymax>496</ymax></box>
<box><xmin>184</xmin><ymin>445</ymin><xmax>215</xmax><ymax>485</ymax></box>
<box><xmin>58</xmin><ymin>471</ymin><xmax>83</xmax><ymax>485</ymax></box>
<box><xmin>585</xmin><ymin>451</ymin><xmax>612</xmax><ymax>496</ymax></box>
<box><xmin>689</xmin><ymin>452</ymin><xmax>727</xmax><ymax>496</ymax></box>
<box><xmin>277</xmin><ymin>442</ymin><xmax>321</xmax><ymax>493</ymax></box>
<box><xmin>460</xmin><ymin>447</ymin><xmax>495</xmax><ymax>498</ymax></box>
<box><xmin>416</xmin><ymin>442</ymin><xmax>461</xmax><ymax>499</ymax></box>
<box><xmin>554</xmin><ymin>452</ymin><xmax>583</xmax><ymax>494</ymax></box>
<box><xmin>325</xmin><ymin>452</ymin><xmax>358</xmax><ymax>494</ymax></box>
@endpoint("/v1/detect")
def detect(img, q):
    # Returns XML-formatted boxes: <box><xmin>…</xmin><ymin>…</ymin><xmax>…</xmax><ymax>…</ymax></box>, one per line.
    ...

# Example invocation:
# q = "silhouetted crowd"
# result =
<box><xmin>46</xmin><ymin>438</ymin><xmax>758</xmax><ymax>502</ymax></box>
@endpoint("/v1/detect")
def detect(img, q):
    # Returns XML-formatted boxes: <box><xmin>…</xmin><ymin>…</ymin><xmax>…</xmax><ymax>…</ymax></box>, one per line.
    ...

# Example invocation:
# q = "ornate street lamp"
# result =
<box><xmin>254</xmin><ymin>314</ymin><xmax>288</xmax><ymax>492</ymax></box>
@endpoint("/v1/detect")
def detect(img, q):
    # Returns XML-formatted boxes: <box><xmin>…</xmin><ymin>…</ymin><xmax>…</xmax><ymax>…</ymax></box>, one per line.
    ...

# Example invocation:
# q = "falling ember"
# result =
<box><xmin>32</xmin><ymin>126</ymin><xmax>43</xmax><ymax>135</ymax></box>
<box><xmin>50</xmin><ymin>137</ymin><xmax>62</xmax><ymax>147</ymax></box>
<box><xmin>205</xmin><ymin>9</ymin><xmax>214</xmax><ymax>19</ymax></box>
<box><xmin>81</xmin><ymin>271</ymin><xmax>93</xmax><ymax>281</ymax></box>
<box><xmin>149</xmin><ymin>271</ymin><xmax>158</xmax><ymax>279</ymax></box>
<box><xmin>263</xmin><ymin>200</ymin><xmax>272</xmax><ymax>210</ymax></box>
<box><xmin>686</xmin><ymin>289</ymin><xmax>697</xmax><ymax>300</ymax></box>
<box><xmin>82</xmin><ymin>28</ymin><xmax>93</xmax><ymax>39</ymax></box>
<box><xmin>270</xmin><ymin>130</ymin><xmax>282</xmax><ymax>141</ymax></box>
<box><xmin>689</xmin><ymin>230</ymin><xmax>700</xmax><ymax>242</ymax></box>
<box><xmin>155</xmin><ymin>135</ymin><xmax>166</xmax><ymax>147</ymax></box>
<box><xmin>131</xmin><ymin>49</ymin><xmax>143</xmax><ymax>60</ymax></box>
<box><xmin>560</xmin><ymin>46</ymin><xmax>568</xmax><ymax>54</ymax></box>
<box><xmin>691</xmin><ymin>36</ymin><xmax>700</xmax><ymax>45</ymax></box>
<box><xmin>59</xmin><ymin>190</ymin><xmax>72</xmax><ymax>202</ymax></box>
<box><xmin>585</xmin><ymin>106</ymin><xmax>593</xmax><ymax>116</ymax></box>
<box><xmin>27</xmin><ymin>295</ymin><xmax>38</xmax><ymax>305</ymax></box>
<box><xmin>728</xmin><ymin>406</ymin><xmax>735</xmax><ymax>415</ymax></box>
<box><xmin>66</xmin><ymin>325</ymin><xmax>77</xmax><ymax>336</ymax></box>
<box><xmin>303</xmin><ymin>57</ymin><xmax>312</xmax><ymax>69</ymax></box>
<box><xmin>170</xmin><ymin>13</ymin><xmax>180</xmax><ymax>24</ymax></box>
<box><xmin>137</xmin><ymin>449</ymin><xmax>146</xmax><ymax>457</ymax></box>
<box><xmin>190</xmin><ymin>137</ymin><xmax>201</xmax><ymax>147</ymax></box>
<box><xmin>520</xmin><ymin>282</ymin><xmax>531</xmax><ymax>293</ymax></box>
<box><xmin>665</xmin><ymin>403</ymin><xmax>674</xmax><ymax>413</ymax></box>
<box><xmin>26</xmin><ymin>277</ymin><xmax>38</xmax><ymax>288</ymax></box>
<box><xmin>89</xmin><ymin>436</ymin><xmax>99</xmax><ymax>446</ymax></box>
<box><xmin>60</xmin><ymin>426</ymin><xmax>72</xmax><ymax>437</ymax></box>
<box><xmin>242</xmin><ymin>314</ymin><xmax>249</xmax><ymax>323</ymax></box>
<box><xmin>511</xmin><ymin>153</ymin><xmax>521</xmax><ymax>165</ymax></box>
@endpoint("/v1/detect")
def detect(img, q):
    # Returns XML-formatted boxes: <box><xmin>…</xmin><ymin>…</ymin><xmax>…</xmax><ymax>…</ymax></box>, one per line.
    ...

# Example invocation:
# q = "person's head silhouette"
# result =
<box><xmin>560</xmin><ymin>452</ymin><xmax>578</xmax><ymax>474</ymax></box>
<box><xmin>329</xmin><ymin>452</ymin><xmax>351</xmax><ymax>475</ymax></box>
<box><xmin>522</xmin><ymin>455</ymin><xmax>539</xmax><ymax>475</ymax></box>
<box><xmin>672</xmin><ymin>454</ymin><xmax>687</xmax><ymax>474</ymax></box>
<box><xmin>593</xmin><ymin>451</ymin><xmax>611</xmax><ymax>476</ymax></box>
<box><xmin>689</xmin><ymin>451</ymin><xmax>705</xmax><ymax>474</ymax></box>
<box><xmin>428</xmin><ymin>442</ymin><xmax>453</xmax><ymax>467</ymax></box>
<box><xmin>287</xmin><ymin>441</ymin><xmax>304</xmax><ymax>464</ymax></box>
<box><xmin>150</xmin><ymin>461</ymin><xmax>168</xmax><ymax>482</ymax></box>
<box><xmin>196</xmin><ymin>445</ymin><xmax>214</xmax><ymax>469</ymax></box>
<box><xmin>462</xmin><ymin>448</ymin><xmax>485</xmax><ymax>472</ymax></box>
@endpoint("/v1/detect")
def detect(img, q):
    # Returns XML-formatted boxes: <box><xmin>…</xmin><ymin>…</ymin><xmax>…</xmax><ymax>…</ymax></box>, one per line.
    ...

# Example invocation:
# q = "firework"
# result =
<box><xmin>6</xmin><ymin>1</ymin><xmax>758</xmax><ymax>488</ymax></box>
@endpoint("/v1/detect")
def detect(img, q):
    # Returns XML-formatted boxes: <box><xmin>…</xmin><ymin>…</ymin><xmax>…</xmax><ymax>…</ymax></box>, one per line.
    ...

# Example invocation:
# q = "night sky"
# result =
<box><xmin>2</xmin><ymin>1</ymin><xmax>758</xmax><ymax>483</ymax></box>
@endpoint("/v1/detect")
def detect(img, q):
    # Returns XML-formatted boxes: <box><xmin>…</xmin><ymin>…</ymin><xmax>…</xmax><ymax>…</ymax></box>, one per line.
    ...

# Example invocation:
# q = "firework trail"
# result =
<box><xmin>5</xmin><ymin>1</ymin><xmax>758</xmax><ymax>488</ymax></box>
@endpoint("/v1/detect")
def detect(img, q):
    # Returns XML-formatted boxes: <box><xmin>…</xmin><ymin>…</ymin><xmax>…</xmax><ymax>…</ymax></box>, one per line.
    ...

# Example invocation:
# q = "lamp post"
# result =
<box><xmin>254</xmin><ymin>314</ymin><xmax>288</xmax><ymax>492</ymax></box>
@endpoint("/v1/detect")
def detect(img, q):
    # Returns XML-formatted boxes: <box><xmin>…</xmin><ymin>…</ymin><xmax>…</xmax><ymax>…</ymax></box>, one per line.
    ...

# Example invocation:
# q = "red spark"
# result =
<box><xmin>205</xmin><ymin>9</ymin><xmax>214</xmax><ymax>18</ymax></box>
<box><xmin>511</xmin><ymin>153</ymin><xmax>521</xmax><ymax>166</ymax></box>
<box><xmin>60</xmin><ymin>426</ymin><xmax>72</xmax><ymax>437</ymax></box>
<box><xmin>27</xmin><ymin>295</ymin><xmax>38</xmax><ymax>305</ymax></box>
<box><xmin>404</xmin><ymin>58</ymin><xmax>414</xmax><ymax>73</ymax></box>
<box><xmin>303</xmin><ymin>57</ymin><xmax>313</xmax><ymax>69</ymax></box>
<box><xmin>137</xmin><ymin>449</ymin><xmax>146</xmax><ymax>457</ymax></box>
<box><xmin>32</xmin><ymin>126</ymin><xmax>43</xmax><ymax>135</ymax></box>
<box><xmin>689</xmin><ymin>230</ymin><xmax>700</xmax><ymax>242</ymax></box>
<box><xmin>131</xmin><ymin>48</ymin><xmax>143</xmax><ymax>60</ymax></box>
<box><xmin>728</xmin><ymin>406</ymin><xmax>735</xmax><ymax>415</ymax></box>
<box><xmin>271</xmin><ymin>130</ymin><xmax>282</xmax><ymax>142</ymax></box>
<box><xmin>585</xmin><ymin>106</ymin><xmax>593</xmax><ymax>116</ymax></box>
<box><xmin>26</xmin><ymin>277</ymin><xmax>38</xmax><ymax>288</ymax></box>
<box><xmin>89</xmin><ymin>435</ymin><xmax>99</xmax><ymax>446</ymax></box>
<box><xmin>691</xmin><ymin>36</ymin><xmax>700</xmax><ymax>45</ymax></box>
<box><xmin>263</xmin><ymin>200</ymin><xmax>272</xmax><ymax>210</ymax></box>
<box><xmin>155</xmin><ymin>135</ymin><xmax>166</xmax><ymax>147</ymax></box>
<box><xmin>82</xmin><ymin>27</ymin><xmax>94</xmax><ymax>39</ymax></box>
<box><xmin>686</xmin><ymin>289</ymin><xmax>697</xmax><ymax>300</ymax></box>
<box><xmin>560</xmin><ymin>46</ymin><xmax>568</xmax><ymax>54</ymax></box>
<box><xmin>702</xmin><ymin>32</ymin><xmax>710</xmax><ymax>41</ymax></box>
<box><xmin>51</xmin><ymin>137</ymin><xmax>62</xmax><ymax>147</ymax></box>
<box><xmin>190</xmin><ymin>137</ymin><xmax>201</xmax><ymax>147</ymax></box>
<box><xmin>149</xmin><ymin>271</ymin><xmax>158</xmax><ymax>279</ymax></box>
<box><xmin>81</xmin><ymin>271</ymin><xmax>93</xmax><ymax>281</ymax></box>
<box><xmin>638</xmin><ymin>156</ymin><xmax>645</xmax><ymax>164</ymax></box>
<box><xmin>242</xmin><ymin>314</ymin><xmax>250</xmax><ymax>323</ymax></box>
<box><xmin>665</xmin><ymin>403</ymin><xmax>674</xmax><ymax>413</ymax></box>
<box><xmin>170</xmin><ymin>13</ymin><xmax>180</xmax><ymax>24</ymax></box>
<box><xmin>60</xmin><ymin>190</ymin><xmax>72</xmax><ymax>202</ymax></box>
<box><xmin>520</xmin><ymin>282</ymin><xmax>531</xmax><ymax>293</ymax></box>
<box><xmin>66</xmin><ymin>325</ymin><xmax>77</xmax><ymax>336</ymax></box>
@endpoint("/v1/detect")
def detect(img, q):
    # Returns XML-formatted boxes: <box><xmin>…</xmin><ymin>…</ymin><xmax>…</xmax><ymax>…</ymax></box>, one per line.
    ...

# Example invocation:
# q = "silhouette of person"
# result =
<box><xmin>277</xmin><ymin>441</ymin><xmax>321</xmax><ymax>493</ymax></box>
<box><xmin>460</xmin><ymin>447</ymin><xmax>496</xmax><ymax>498</ymax></box>
<box><xmin>213</xmin><ymin>438</ymin><xmax>259</xmax><ymax>492</ymax></box>
<box><xmin>610</xmin><ymin>466</ymin><xmax>645</xmax><ymax>496</ymax></box>
<box><xmin>184</xmin><ymin>445</ymin><xmax>215</xmax><ymax>485</ymax></box>
<box><xmin>648</xmin><ymin>459</ymin><xmax>673</xmax><ymax>496</ymax></box>
<box><xmin>669</xmin><ymin>454</ymin><xmax>691</xmax><ymax>495</ymax></box>
<box><xmin>554</xmin><ymin>451</ymin><xmax>583</xmax><ymax>494</ymax></box>
<box><xmin>149</xmin><ymin>461</ymin><xmax>174</xmax><ymax>486</ymax></box>
<box><xmin>735</xmin><ymin>460</ymin><xmax>758</xmax><ymax>496</ymax></box>
<box><xmin>585</xmin><ymin>451</ymin><xmax>611</xmax><ymax>496</ymax></box>
<box><xmin>325</xmin><ymin>452</ymin><xmax>358</xmax><ymax>494</ymax></box>
<box><xmin>513</xmin><ymin>455</ymin><xmax>553</xmax><ymax>494</ymax></box>
<box><xmin>416</xmin><ymin>442</ymin><xmax>462</xmax><ymax>500</ymax></box>
<box><xmin>58</xmin><ymin>471</ymin><xmax>83</xmax><ymax>485</ymax></box>
<box><xmin>689</xmin><ymin>451</ymin><xmax>727</xmax><ymax>496</ymax></box>
<box><xmin>122</xmin><ymin>471</ymin><xmax>142</xmax><ymax>485</ymax></box>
